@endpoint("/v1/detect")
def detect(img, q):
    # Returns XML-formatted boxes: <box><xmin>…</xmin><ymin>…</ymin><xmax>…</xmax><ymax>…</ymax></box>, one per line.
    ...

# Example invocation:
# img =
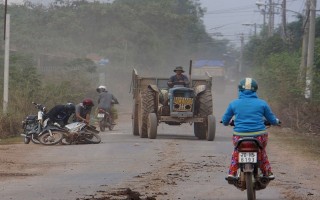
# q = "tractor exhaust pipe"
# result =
<box><xmin>189</xmin><ymin>60</ymin><xmax>192</xmax><ymax>86</ymax></box>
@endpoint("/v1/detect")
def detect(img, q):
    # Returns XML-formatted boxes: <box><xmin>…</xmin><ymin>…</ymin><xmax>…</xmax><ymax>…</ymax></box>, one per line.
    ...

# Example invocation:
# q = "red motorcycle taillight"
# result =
<box><xmin>238</xmin><ymin>141</ymin><xmax>259</xmax><ymax>152</ymax></box>
<box><xmin>98</xmin><ymin>109</ymin><xmax>105</xmax><ymax>113</ymax></box>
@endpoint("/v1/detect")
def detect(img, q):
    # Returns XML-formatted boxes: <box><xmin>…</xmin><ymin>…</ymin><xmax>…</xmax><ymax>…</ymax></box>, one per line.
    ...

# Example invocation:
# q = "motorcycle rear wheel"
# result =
<box><xmin>108</xmin><ymin>124</ymin><xmax>114</xmax><ymax>131</ymax></box>
<box><xmin>39</xmin><ymin>131</ymin><xmax>63</xmax><ymax>145</ymax></box>
<box><xmin>99</xmin><ymin>119</ymin><xmax>106</xmax><ymax>132</ymax></box>
<box><xmin>245</xmin><ymin>172</ymin><xmax>256</xmax><ymax>200</ymax></box>
<box><xmin>83</xmin><ymin>132</ymin><xmax>101</xmax><ymax>144</ymax></box>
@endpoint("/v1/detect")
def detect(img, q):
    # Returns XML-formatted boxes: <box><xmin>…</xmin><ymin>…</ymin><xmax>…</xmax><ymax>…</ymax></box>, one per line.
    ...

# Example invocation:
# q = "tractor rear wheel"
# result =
<box><xmin>194</xmin><ymin>89</ymin><xmax>213</xmax><ymax>139</ymax></box>
<box><xmin>139</xmin><ymin>88</ymin><xmax>155</xmax><ymax>138</ymax></box>
<box><xmin>196</xmin><ymin>89</ymin><xmax>213</xmax><ymax>117</ymax></box>
<box><xmin>207</xmin><ymin>115</ymin><xmax>216</xmax><ymax>141</ymax></box>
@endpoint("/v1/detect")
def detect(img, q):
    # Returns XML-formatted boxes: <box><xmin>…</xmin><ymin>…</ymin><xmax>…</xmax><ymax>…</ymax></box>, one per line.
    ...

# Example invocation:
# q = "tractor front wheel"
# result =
<box><xmin>132</xmin><ymin>101</ymin><xmax>139</xmax><ymax>136</ymax></box>
<box><xmin>147</xmin><ymin>113</ymin><xmax>158</xmax><ymax>139</ymax></box>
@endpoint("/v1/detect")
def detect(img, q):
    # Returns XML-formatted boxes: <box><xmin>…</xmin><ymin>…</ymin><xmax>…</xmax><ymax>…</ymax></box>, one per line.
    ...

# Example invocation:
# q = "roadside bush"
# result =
<box><xmin>0</xmin><ymin>53</ymin><xmax>98</xmax><ymax>137</ymax></box>
<box><xmin>250</xmin><ymin>50</ymin><xmax>320</xmax><ymax>134</ymax></box>
<box><xmin>255</xmin><ymin>52</ymin><xmax>302</xmax><ymax>103</ymax></box>
<box><xmin>253</xmin><ymin>52</ymin><xmax>311</xmax><ymax>131</ymax></box>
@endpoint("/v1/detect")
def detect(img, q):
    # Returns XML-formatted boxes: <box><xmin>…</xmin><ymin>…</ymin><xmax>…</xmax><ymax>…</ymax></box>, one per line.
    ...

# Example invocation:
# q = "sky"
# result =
<box><xmin>200</xmin><ymin>0</ymin><xmax>319</xmax><ymax>46</ymax></box>
<box><xmin>5</xmin><ymin>0</ymin><xmax>319</xmax><ymax>46</ymax></box>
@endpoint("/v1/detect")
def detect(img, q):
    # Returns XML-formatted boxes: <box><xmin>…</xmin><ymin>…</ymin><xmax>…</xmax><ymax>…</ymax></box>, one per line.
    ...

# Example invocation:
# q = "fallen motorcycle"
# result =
<box><xmin>224</xmin><ymin>120</ymin><xmax>278</xmax><ymax>200</ymax></box>
<box><xmin>97</xmin><ymin>108</ymin><xmax>114</xmax><ymax>132</ymax></box>
<box><xmin>57</xmin><ymin>122</ymin><xmax>101</xmax><ymax>145</ymax></box>
<box><xmin>37</xmin><ymin>119</ymin><xmax>64</xmax><ymax>145</ymax></box>
<box><xmin>21</xmin><ymin>102</ymin><xmax>47</xmax><ymax>144</ymax></box>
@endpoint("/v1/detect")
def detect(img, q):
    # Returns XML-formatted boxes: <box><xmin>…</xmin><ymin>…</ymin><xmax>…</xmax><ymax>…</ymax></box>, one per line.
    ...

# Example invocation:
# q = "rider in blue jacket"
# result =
<box><xmin>222</xmin><ymin>77</ymin><xmax>280</xmax><ymax>181</ymax></box>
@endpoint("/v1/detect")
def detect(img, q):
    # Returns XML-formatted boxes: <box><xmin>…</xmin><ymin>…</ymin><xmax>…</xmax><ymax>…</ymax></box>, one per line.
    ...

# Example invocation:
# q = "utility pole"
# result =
<box><xmin>3</xmin><ymin>14</ymin><xmax>10</xmax><ymax>114</ymax></box>
<box><xmin>268</xmin><ymin>0</ymin><xmax>275</xmax><ymax>37</ymax></box>
<box><xmin>262</xmin><ymin>6</ymin><xmax>266</xmax><ymax>28</ymax></box>
<box><xmin>281</xmin><ymin>0</ymin><xmax>287</xmax><ymax>40</ymax></box>
<box><xmin>239</xmin><ymin>33</ymin><xmax>244</xmax><ymax>73</ymax></box>
<box><xmin>300</xmin><ymin>0</ymin><xmax>310</xmax><ymax>84</ymax></box>
<box><xmin>305</xmin><ymin>0</ymin><xmax>317</xmax><ymax>99</ymax></box>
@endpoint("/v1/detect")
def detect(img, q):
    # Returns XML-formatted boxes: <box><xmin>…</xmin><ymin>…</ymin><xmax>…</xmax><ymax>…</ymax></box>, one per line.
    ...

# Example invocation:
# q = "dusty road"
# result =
<box><xmin>0</xmin><ymin>84</ymin><xmax>319</xmax><ymax>200</ymax></box>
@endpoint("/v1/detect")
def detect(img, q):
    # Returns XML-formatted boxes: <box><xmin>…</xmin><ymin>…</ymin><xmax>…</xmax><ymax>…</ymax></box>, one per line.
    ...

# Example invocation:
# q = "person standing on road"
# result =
<box><xmin>75</xmin><ymin>98</ymin><xmax>94</xmax><ymax>124</ymax></box>
<box><xmin>221</xmin><ymin>77</ymin><xmax>280</xmax><ymax>181</ymax></box>
<box><xmin>167</xmin><ymin>66</ymin><xmax>190</xmax><ymax>88</ymax></box>
<box><xmin>96</xmin><ymin>85</ymin><xmax>119</xmax><ymax>124</ymax></box>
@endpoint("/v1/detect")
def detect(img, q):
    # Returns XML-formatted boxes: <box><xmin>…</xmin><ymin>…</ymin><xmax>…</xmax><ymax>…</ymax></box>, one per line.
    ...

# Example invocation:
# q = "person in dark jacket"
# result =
<box><xmin>45</xmin><ymin>103</ymin><xmax>75</xmax><ymax>126</ymax></box>
<box><xmin>221</xmin><ymin>77</ymin><xmax>280</xmax><ymax>181</ymax></box>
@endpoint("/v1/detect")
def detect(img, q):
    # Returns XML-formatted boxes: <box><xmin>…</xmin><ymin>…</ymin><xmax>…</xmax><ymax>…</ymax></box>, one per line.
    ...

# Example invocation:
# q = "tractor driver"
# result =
<box><xmin>167</xmin><ymin>66</ymin><xmax>190</xmax><ymax>88</ymax></box>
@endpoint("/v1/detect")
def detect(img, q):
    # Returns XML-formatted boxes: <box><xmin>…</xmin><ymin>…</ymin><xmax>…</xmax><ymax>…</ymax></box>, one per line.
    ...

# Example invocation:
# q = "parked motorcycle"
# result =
<box><xmin>57</xmin><ymin>122</ymin><xmax>101</xmax><ymax>145</ymax></box>
<box><xmin>224</xmin><ymin>120</ymin><xmax>277</xmax><ymax>200</ymax></box>
<box><xmin>21</xmin><ymin>102</ymin><xmax>46</xmax><ymax>144</ymax></box>
<box><xmin>97</xmin><ymin>108</ymin><xmax>114</xmax><ymax>131</ymax></box>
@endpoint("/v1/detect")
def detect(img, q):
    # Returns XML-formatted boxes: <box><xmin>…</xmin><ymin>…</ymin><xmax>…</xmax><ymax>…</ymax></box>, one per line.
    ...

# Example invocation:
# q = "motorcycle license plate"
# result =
<box><xmin>239</xmin><ymin>152</ymin><xmax>257</xmax><ymax>163</ymax></box>
<box><xmin>97</xmin><ymin>113</ymin><xmax>105</xmax><ymax>118</ymax></box>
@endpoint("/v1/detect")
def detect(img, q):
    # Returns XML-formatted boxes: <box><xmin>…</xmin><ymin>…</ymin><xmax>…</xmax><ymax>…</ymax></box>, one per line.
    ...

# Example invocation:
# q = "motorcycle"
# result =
<box><xmin>97</xmin><ymin>108</ymin><xmax>114</xmax><ymax>132</ymax></box>
<box><xmin>224</xmin><ymin>120</ymin><xmax>277</xmax><ymax>200</ymax></box>
<box><xmin>57</xmin><ymin>122</ymin><xmax>101</xmax><ymax>145</ymax></box>
<box><xmin>37</xmin><ymin>118</ymin><xmax>65</xmax><ymax>145</ymax></box>
<box><xmin>21</xmin><ymin>102</ymin><xmax>46</xmax><ymax>144</ymax></box>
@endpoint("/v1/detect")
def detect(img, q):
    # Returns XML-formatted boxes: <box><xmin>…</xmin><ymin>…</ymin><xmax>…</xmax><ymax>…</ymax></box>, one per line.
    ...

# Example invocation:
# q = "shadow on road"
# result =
<box><xmin>152</xmin><ymin>134</ymin><xmax>206</xmax><ymax>141</ymax></box>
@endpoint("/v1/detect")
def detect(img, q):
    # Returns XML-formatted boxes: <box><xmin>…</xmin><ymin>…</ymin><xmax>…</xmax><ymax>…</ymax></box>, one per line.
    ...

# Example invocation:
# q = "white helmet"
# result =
<box><xmin>97</xmin><ymin>85</ymin><xmax>107</xmax><ymax>92</ymax></box>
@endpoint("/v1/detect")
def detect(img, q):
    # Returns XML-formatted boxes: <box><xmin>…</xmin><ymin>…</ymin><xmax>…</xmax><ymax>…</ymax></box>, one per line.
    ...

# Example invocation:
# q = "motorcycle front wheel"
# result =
<box><xmin>23</xmin><ymin>137</ymin><xmax>30</xmax><ymax>144</ymax></box>
<box><xmin>83</xmin><ymin>132</ymin><xmax>101</xmax><ymax>144</ymax></box>
<box><xmin>245</xmin><ymin>172</ymin><xmax>256</xmax><ymax>200</ymax></box>
<box><xmin>39</xmin><ymin>131</ymin><xmax>63</xmax><ymax>145</ymax></box>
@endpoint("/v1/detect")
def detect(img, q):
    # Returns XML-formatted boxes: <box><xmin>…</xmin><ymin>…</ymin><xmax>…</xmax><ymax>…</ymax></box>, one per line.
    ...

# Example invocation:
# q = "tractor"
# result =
<box><xmin>131</xmin><ymin>65</ymin><xmax>216</xmax><ymax>140</ymax></box>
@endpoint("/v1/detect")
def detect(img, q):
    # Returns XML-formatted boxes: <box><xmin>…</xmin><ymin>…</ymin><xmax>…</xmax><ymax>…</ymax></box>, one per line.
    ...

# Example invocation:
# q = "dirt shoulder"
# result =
<box><xmin>268</xmin><ymin>127</ymin><xmax>320</xmax><ymax>200</ymax></box>
<box><xmin>0</xmin><ymin>143</ymin><xmax>44</xmax><ymax>181</ymax></box>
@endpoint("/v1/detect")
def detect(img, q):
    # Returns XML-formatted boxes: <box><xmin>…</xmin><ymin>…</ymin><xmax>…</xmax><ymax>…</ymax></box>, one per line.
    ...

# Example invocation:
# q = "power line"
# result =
<box><xmin>204</xmin><ymin>5</ymin><xmax>256</xmax><ymax>15</ymax></box>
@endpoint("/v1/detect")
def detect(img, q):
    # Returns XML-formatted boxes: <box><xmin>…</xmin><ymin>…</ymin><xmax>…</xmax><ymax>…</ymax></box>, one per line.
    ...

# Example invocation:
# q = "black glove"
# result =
<box><xmin>229</xmin><ymin>120</ymin><xmax>235</xmax><ymax>126</ymax></box>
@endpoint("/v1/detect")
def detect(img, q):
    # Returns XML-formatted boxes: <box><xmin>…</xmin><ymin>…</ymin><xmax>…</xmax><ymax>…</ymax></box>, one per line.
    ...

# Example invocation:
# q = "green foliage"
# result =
<box><xmin>254</xmin><ymin>52</ymin><xmax>302</xmax><ymax>104</ymax></box>
<box><xmin>65</xmin><ymin>58</ymin><xmax>97</xmax><ymax>73</ymax></box>
<box><xmin>311</xmin><ymin>38</ymin><xmax>320</xmax><ymax>102</ymax></box>
<box><xmin>1</xmin><ymin>0</ymin><xmax>227</xmax><ymax>69</ymax></box>
<box><xmin>243</xmin><ymin>17</ymin><xmax>320</xmax><ymax>133</ymax></box>
<box><xmin>244</xmin><ymin>35</ymin><xmax>287</xmax><ymax>67</ymax></box>
<box><xmin>0</xmin><ymin>52</ymin><xmax>97</xmax><ymax>137</ymax></box>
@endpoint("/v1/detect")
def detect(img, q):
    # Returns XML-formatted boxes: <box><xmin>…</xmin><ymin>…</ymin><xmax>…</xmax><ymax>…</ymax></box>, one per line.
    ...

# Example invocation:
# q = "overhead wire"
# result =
<box><xmin>204</xmin><ymin>5</ymin><xmax>256</xmax><ymax>15</ymax></box>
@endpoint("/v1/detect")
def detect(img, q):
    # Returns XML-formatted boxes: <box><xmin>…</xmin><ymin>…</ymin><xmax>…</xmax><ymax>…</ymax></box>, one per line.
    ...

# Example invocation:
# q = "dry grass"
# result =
<box><xmin>269</xmin><ymin>127</ymin><xmax>320</xmax><ymax>159</ymax></box>
<box><xmin>0</xmin><ymin>136</ymin><xmax>22</xmax><ymax>145</ymax></box>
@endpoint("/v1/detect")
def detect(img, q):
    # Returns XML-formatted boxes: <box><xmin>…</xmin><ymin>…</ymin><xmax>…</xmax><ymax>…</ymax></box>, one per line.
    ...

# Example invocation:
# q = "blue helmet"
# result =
<box><xmin>238</xmin><ymin>78</ymin><xmax>258</xmax><ymax>92</ymax></box>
